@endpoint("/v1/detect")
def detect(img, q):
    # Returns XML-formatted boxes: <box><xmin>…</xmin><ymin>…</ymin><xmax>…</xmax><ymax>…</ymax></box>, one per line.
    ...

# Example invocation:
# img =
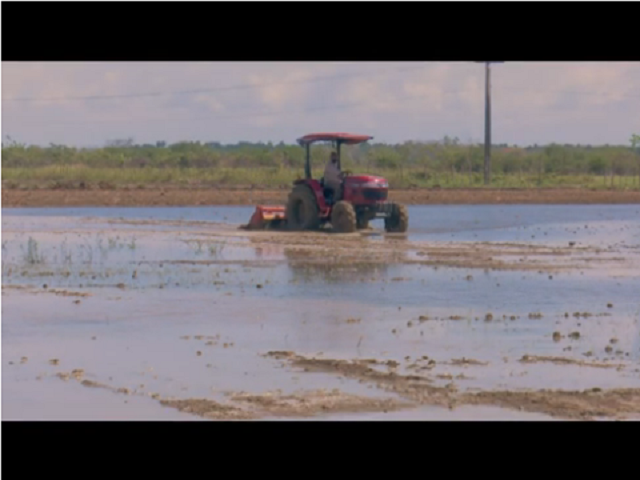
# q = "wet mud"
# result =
<box><xmin>47</xmin><ymin>366</ymin><xmax>411</xmax><ymax>419</ymax></box>
<box><xmin>518</xmin><ymin>354</ymin><xmax>625</xmax><ymax>369</ymax></box>
<box><xmin>264</xmin><ymin>351</ymin><xmax>640</xmax><ymax>420</ymax></box>
<box><xmin>58</xmin><ymin>215</ymin><xmax>633</xmax><ymax>274</ymax></box>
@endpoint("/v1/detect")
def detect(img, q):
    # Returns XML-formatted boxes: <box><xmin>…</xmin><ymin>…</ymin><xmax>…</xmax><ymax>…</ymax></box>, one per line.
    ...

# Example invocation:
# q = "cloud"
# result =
<box><xmin>193</xmin><ymin>94</ymin><xmax>225</xmax><ymax>113</ymax></box>
<box><xmin>250</xmin><ymin>69</ymin><xmax>310</xmax><ymax>110</ymax></box>
<box><xmin>401</xmin><ymin>63</ymin><xmax>453</xmax><ymax>113</ymax></box>
<box><xmin>2</xmin><ymin>61</ymin><xmax>639</xmax><ymax>146</ymax></box>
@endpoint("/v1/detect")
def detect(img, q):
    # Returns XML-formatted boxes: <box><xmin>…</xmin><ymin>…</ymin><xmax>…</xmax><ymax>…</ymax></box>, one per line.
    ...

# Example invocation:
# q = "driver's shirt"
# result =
<box><xmin>324</xmin><ymin>161</ymin><xmax>341</xmax><ymax>189</ymax></box>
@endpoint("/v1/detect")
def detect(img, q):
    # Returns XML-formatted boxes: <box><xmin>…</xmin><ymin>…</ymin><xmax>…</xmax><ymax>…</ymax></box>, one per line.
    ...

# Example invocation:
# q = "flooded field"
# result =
<box><xmin>2</xmin><ymin>204</ymin><xmax>640</xmax><ymax>420</ymax></box>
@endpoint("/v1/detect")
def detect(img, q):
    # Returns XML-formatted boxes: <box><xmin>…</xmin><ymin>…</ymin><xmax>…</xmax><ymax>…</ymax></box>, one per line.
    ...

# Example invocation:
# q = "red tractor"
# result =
<box><xmin>246</xmin><ymin>132</ymin><xmax>408</xmax><ymax>233</ymax></box>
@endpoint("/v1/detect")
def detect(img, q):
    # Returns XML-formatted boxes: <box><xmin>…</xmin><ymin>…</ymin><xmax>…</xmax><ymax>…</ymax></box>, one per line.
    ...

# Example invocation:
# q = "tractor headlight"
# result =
<box><xmin>360</xmin><ymin>181</ymin><xmax>387</xmax><ymax>188</ymax></box>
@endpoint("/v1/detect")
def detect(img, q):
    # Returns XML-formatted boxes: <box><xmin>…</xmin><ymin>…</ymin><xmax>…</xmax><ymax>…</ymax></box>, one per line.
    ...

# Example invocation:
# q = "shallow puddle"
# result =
<box><xmin>3</xmin><ymin>205</ymin><xmax>640</xmax><ymax>420</ymax></box>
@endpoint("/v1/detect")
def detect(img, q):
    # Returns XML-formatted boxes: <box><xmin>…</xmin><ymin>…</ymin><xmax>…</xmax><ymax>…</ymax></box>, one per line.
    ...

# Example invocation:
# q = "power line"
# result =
<box><xmin>6</xmin><ymin>63</ymin><xmax>639</xmax><ymax>104</ymax></box>
<box><xmin>6</xmin><ymin>84</ymin><xmax>638</xmax><ymax>128</ymax></box>
<box><xmin>6</xmin><ymin>81</ymin><xmax>638</xmax><ymax>118</ymax></box>
<box><xmin>4</xmin><ymin>89</ymin><xmax>476</xmax><ymax>126</ymax></box>
<box><xmin>499</xmin><ymin>87</ymin><xmax>640</xmax><ymax>100</ymax></box>
<box><xmin>2</xmin><ymin>64</ymin><xmax>429</xmax><ymax>103</ymax></box>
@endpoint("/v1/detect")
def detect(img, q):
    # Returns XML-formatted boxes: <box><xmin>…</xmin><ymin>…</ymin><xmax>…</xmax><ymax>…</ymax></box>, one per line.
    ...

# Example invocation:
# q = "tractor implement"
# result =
<box><xmin>243</xmin><ymin>205</ymin><xmax>287</xmax><ymax>230</ymax></box>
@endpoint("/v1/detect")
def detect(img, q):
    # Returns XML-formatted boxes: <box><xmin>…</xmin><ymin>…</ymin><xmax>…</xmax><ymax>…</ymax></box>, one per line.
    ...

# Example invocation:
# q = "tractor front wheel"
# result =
<box><xmin>331</xmin><ymin>201</ymin><xmax>357</xmax><ymax>233</ymax></box>
<box><xmin>286</xmin><ymin>184</ymin><xmax>320</xmax><ymax>231</ymax></box>
<box><xmin>384</xmin><ymin>203</ymin><xmax>408</xmax><ymax>233</ymax></box>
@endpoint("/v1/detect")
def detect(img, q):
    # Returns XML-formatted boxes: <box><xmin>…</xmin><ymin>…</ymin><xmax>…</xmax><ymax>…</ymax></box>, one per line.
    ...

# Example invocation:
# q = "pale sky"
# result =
<box><xmin>2</xmin><ymin>61</ymin><xmax>639</xmax><ymax>147</ymax></box>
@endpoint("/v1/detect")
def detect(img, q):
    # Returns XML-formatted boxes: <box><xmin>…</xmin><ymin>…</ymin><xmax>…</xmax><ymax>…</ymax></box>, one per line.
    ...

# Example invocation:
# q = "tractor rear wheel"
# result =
<box><xmin>384</xmin><ymin>203</ymin><xmax>408</xmax><ymax>233</ymax></box>
<box><xmin>286</xmin><ymin>184</ymin><xmax>320</xmax><ymax>231</ymax></box>
<box><xmin>331</xmin><ymin>201</ymin><xmax>357</xmax><ymax>233</ymax></box>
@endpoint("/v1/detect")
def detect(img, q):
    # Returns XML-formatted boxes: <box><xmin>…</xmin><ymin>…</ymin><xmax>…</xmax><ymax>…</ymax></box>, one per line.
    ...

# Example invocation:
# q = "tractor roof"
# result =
<box><xmin>296</xmin><ymin>132</ymin><xmax>373</xmax><ymax>145</ymax></box>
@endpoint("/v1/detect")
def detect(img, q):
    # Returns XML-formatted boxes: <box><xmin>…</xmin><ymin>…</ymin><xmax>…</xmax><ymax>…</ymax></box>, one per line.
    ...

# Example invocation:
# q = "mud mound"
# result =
<box><xmin>264</xmin><ymin>351</ymin><xmax>640</xmax><ymax>420</ymax></box>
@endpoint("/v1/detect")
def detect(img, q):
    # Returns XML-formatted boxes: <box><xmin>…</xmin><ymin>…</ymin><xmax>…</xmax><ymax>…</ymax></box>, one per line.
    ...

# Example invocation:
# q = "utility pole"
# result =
<box><xmin>484</xmin><ymin>62</ymin><xmax>491</xmax><ymax>185</ymax></box>
<box><xmin>476</xmin><ymin>61</ymin><xmax>503</xmax><ymax>185</ymax></box>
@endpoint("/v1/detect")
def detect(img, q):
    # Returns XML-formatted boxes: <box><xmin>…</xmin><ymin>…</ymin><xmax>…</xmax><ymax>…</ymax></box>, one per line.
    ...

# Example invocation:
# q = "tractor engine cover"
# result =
<box><xmin>343</xmin><ymin>175</ymin><xmax>389</xmax><ymax>204</ymax></box>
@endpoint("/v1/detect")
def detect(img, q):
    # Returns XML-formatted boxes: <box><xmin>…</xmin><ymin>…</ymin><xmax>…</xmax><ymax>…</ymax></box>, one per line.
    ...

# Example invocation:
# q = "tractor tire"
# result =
<box><xmin>331</xmin><ymin>201</ymin><xmax>357</xmax><ymax>233</ymax></box>
<box><xmin>384</xmin><ymin>203</ymin><xmax>408</xmax><ymax>233</ymax></box>
<box><xmin>285</xmin><ymin>184</ymin><xmax>320</xmax><ymax>231</ymax></box>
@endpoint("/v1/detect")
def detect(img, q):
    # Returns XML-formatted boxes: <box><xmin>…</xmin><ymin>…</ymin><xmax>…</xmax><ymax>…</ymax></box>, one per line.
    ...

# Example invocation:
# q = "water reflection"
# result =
<box><xmin>282</xmin><ymin>246</ymin><xmax>409</xmax><ymax>284</ymax></box>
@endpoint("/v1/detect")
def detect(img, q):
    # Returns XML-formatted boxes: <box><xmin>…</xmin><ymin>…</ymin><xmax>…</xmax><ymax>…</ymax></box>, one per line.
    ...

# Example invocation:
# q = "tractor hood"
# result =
<box><xmin>344</xmin><ymin>175</ymin><xmax>389</xmax><ymax>188</ymax></box>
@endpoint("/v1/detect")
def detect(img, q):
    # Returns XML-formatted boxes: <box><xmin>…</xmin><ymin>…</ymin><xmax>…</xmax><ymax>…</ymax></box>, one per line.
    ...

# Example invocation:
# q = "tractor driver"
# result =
<box><xmin>324</xmin><ymin>151</ymin><xmax>344</xmax><ymax>202</ymax></box>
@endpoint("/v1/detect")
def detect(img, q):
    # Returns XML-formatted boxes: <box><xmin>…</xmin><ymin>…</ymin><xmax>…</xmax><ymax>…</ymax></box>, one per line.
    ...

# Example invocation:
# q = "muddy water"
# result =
<box><xmin>2</xmin><ymin>205</ymin><xmax>640</xmax><ymax>420</ymax></box>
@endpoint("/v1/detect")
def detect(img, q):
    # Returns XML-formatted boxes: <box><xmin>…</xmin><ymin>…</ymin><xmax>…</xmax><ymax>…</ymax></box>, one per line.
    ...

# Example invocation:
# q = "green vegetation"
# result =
<box><xmin>2</xmin><ymin>135</ymin><xmax>640</xmax><ymax>189</ymax></box>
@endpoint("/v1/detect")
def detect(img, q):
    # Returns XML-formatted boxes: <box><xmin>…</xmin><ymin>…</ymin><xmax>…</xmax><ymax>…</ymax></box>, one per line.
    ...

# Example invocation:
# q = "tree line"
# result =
<box><xmin>2</xmin><ymin>135</ymin><xmax>639</xmax><ymax>187</ymax></box>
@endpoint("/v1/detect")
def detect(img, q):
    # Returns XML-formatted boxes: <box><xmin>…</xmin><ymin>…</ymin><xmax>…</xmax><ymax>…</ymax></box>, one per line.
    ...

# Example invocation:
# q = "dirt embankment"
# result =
<box><xmin>4</xmin><ymin>186</ymin><xmax>640</xmax><ymax>207</ymax></box>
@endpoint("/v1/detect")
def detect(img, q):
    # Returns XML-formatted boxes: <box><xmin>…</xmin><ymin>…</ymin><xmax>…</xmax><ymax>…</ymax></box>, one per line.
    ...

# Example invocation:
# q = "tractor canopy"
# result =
<box><xmin>296</xmin><ymin>133</ymin><xmax>373</xmax><ymax>146</ymax></box>
<box><xmin>297</xmin><ymin>132</ymin><xmax>373</xmax><ymax>180</ymax></box>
